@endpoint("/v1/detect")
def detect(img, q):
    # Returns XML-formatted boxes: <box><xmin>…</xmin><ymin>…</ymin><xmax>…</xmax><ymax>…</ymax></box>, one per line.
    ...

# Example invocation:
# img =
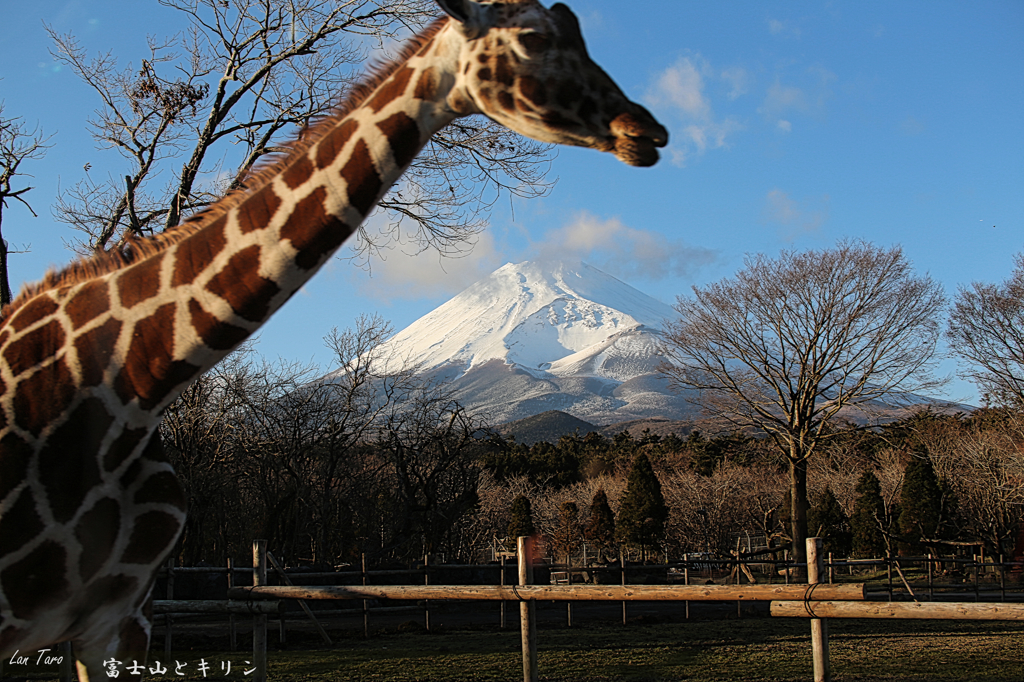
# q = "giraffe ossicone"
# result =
<box><xmin>0</xmin><ymin>0</ymin><xmax>666</xmax><ymax>678</ymax></box>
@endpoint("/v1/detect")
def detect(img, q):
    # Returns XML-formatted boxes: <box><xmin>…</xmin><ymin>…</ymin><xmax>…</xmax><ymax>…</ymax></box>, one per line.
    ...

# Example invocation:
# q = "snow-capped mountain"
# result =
<box><xmin>329</xmin><ymin>259</ymin><xmax>970</xmax><ymax>428</ymax></box>
<box><xmin>380</xmin><ymin>260</ymin><xmax>672</xmax><ymax>375</ymax></box>
<box><xmin>368</xmin><ymin>260</ymin><xmax>700</xmax><ymax>424</ymax></box>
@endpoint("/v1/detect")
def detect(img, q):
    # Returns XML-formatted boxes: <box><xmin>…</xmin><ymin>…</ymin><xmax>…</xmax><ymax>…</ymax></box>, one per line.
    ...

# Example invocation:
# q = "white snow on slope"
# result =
<box><xmin>328</xmin><ymin>260</ymin><xmax>969</xmax><ymax>425</ymax></box>
<box><xmin>376</xmin><ymin>260</ymin><xmax>676</xmax><ymax>379</ymax></box>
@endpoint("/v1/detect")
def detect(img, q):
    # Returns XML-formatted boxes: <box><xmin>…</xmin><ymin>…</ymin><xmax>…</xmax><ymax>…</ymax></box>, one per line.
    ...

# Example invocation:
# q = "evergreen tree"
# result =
<box><xmin>850</xmin><ymin>470</ymin><xmax>887</xmax><ymax>558</ymax></box>
<box><xmin>898</xmin><ymin>454</ymin><xmax>943</xmax><ymax>554</ymax></box>
<box><xmin>808</xmin><ymin>487</ymin><xmax>852</xmax><ymax>556</ymax></box>
<box><xmin>584</xmin><ymin>488</ymin><xmax>616</xmax><ymax>559</ymax></box>
<box><xmin>685</xmin><ymin>430</ymin><xmax>722</xmax><ymax>477</ymax></box>
<box><xmin>507</xmin><ymin>495</ymin><xmax>535</xmax><ymax>539</ymax></box>
<box><xmin>615</xmin><ymin>453</ymin><xmax>669</xmax><ymax>556</ymax></box>
<box><xmin>938</xmin><ymin>478</ymin><xmax>961</xmax><ymax>540</ymax></box>
<box><xmin>552</xmin><ymin>501</ymin><xmax>582</xmax><ymax>564</ymax></box>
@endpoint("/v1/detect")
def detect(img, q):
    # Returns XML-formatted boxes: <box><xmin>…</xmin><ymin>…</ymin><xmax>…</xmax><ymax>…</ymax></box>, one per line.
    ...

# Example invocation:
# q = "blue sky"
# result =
<box><xmin>1</xmin><ymin>0</ymin><xmax>1022</xmax><ymax>405</ymax></box>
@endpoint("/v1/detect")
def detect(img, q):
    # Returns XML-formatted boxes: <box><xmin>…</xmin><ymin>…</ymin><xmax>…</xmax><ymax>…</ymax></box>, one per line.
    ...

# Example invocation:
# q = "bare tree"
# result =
<box><xmin>0</xmin><ymin>103</ymin><xmax>51</xmax><ymax>305</ymax></box>
<box><xmin>661</xmin><ymin>240</ymin><xmax>945</xmax><ymax>572</ymax></box>
<box><xmin>161</xmin><ymin>342</ymin><xmax>255</xmax><ymax>564</ymax></box>
<box><xmin>372</xmin><ymin>379</ymin><xmax>484</xmax><ymax>562</ymax></box>
<box><xmin>48</xmin><ymin>0</ymin><xmax>552</xmax><ymax>256</ymax></box>
<box><xmin>947</xmin><ymin>253</ymin><xmax>1024</xmax><ymax>408</ymax></box>
<box><xmin>161</xmin><ymin>312</ymin><xmax>489</xmax><ymax>565</ymax></box>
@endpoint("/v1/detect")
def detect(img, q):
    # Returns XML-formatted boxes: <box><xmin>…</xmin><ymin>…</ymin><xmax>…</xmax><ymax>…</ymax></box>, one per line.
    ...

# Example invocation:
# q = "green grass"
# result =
<box><xmin>251</xmin><ymin>618</ymin><xmax>1024</xmax><ymax>681</ymax></box>
<box><xmin>192</xmin><ymin>618</ymin><xmax>1024</xmax><ymax>681</ymax></box>
<box><xmin>9</xmin><ymin>616</ymin><xmax>1024</xmax><ymax>680</ymax></box>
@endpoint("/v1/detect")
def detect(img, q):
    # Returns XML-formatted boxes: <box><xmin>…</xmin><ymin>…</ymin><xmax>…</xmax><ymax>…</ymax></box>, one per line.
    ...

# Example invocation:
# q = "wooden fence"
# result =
<box><xmin>231</xmin><ymin>538</ymin><xmax>872</xmax><ymax>682</ymax></box>
<box><xmin>21</xmin><ymin>540</ymin><xmax>1024</xmax><ymax>682</ymax></box>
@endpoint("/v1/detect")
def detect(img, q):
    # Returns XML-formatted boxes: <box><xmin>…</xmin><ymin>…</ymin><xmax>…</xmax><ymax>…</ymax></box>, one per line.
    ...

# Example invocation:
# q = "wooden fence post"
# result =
<box><xmin>886</xmin><ymin>551</ymin><xmax>893</xmax><ymax>601</ymax></box>
<box><xmin>424</xmin><ymin>554</ymin><xmax>431</xmax><ymax>632</ymax></box>
<box><xmin>253</xmin><ymin>540</ymin><xmax>268</xmax><ymax>682</ymax></box>
<box><xmin>165</xmin><ymin>556</ymin><xmax>175</xmax><ymax>659</ymax></box>
<box><xmin>684</xmin><ymin>562</ymin><xmax>690</xmax><ymax>619</ymax></box>
<box><xmin>518</xmin><ymin>536</ymin><xmax>538</xmax><ymax>682</ymax></box>
<box><xmin>927</xmin><ymin>553</ymin><xmax>934</xmax><ymax>601</ymax></box>
<box><xmin>808</xmin><ymin>537</ymin><xmax>830</xmax><ymax>682</ymax></box>
<box><xmin>1000</xmin><ymin>554</ymin><xmax>1006</xmax><ymax>602</ymax></box>
<box><xmin>227</xmin><ymin>557</ymin><xmax>237</xmax><ymax>651</ymax></box>
<box><xmin>500</xmin><ymin>555</ymin><xmax>507</xmax><ymax>629</ymax></box>
<box><xmin>58</xmin><ymin>641</ymin><xmax>74</xmax><ymax>681</ymax></box>
<box><xmin>620</xmin><ymin>547</ymin><xmax>627</xmax><ymax>625</ymax></box>
<box><xmin>362</xmin><ymin>553</ymin><xmax>369</xmax><ymax>638</ymax></box>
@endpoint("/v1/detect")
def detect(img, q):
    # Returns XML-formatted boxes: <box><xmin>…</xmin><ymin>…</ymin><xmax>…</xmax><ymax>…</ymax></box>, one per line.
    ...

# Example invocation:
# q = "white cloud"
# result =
<box><xmin>646</xmin><ymin>56</ymin><xmax>743</xmax><ymax>167</ymax></box>
<box><xmin>759</xmin><ymin>67</ymin><xmax>835</xmax><ymax>122</ymax></box>
<box><xmin>529</xmin><ymin>211</ymin><xmax>717</xmax><ymax>280</ymax></box>
<box><xmin>777</xmin><ymin>119</ymin><xmax>792</xmax><ymax>133</ymax></box>
<box><xmin>348</xmin><ymin>225</ymin><xmax>504</xmax><ymax>303</ymax></box>
<box><xmin>762</xmin><ymin>189</ymin><xmax>829</xmax><ymax>240</ymax></box>
<box><xmin>720</xmin><ymin>66</ymin><xmax>750</xmax><ymax>100</ymax></box>
<box><xmin>767</xmin><ymin>18</ymin><xmax>801</xmax><ymax>39</ymax></box>
<box><xmin>761</xmin><ymin>80</ymin><xmax>809</xmax><ymax>118</ymax></box>
<box><xmin>343</xmin><ymin>211</ymin><xmax>718</xmax><ymax>302</ymax></box>
<box><xmin>650</xmin><ymin>57</ymin><xmax>712</xmax><ymax>119</ymax></box>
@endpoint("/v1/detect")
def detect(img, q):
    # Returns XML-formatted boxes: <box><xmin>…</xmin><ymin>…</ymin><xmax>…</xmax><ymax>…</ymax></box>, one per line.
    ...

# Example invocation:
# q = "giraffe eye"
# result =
<box><xmin>517</xmin><ymin>31</ymin><xmax>550</xmax><ymax>54</ymax></box>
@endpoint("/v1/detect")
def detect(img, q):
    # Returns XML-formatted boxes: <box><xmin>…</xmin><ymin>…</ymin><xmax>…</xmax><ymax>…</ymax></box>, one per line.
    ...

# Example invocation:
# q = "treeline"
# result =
<box><xmin>472</xmin><ymin>408</ymin><xmax>1024</xmax><ymax>563</ymax></box>
<box><xmin>163</xmin><ymin>324</ymin><xmax>1024</xmax><ymax>568</ymax></box>
<box><xmin>160</xmin><ymin>317</ymin><xmax>488</xmax><ymax>568</ymax></box>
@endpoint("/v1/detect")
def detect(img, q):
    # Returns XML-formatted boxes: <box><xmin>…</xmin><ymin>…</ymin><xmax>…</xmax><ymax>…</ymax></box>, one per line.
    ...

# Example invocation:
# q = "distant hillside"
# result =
<box><xmin>497</xmin><ymin>411</ymin><xmax>701</xmax><ymax>445</ymax></box>
<box><xmin>597</xmin><ymin>418</ymin><xmax>695</xmax><ymax>440</ymax></box>
<box><xmin>497</xmin><ymin>410</ymin><xmax>599</xmax><ymax>446</ymax></box>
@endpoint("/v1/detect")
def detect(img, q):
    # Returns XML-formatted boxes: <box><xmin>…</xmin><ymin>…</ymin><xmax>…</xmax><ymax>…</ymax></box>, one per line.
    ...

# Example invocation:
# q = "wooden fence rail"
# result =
<box><xmin>772</xmin><ymin>599</ymin><xmax>1024</xmax><ymax>621</ymax></box>
<box><xmin>226</xmin><ymin>582</ymin><xmax>866</xmax><ymax>602</ymax></box>
<box><xmin>153</xmin><ymin>600</ymin><xmax>282</xmax><ymax>615</ymax></box>
<box><xmin>24</xmin><ymin>539</ymin><xmax>1024</xmax><ymax>682</ymax></box>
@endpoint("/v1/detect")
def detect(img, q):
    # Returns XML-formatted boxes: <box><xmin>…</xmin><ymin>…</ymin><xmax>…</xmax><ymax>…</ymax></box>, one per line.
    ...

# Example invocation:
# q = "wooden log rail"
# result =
<box><xmin>771</xmin><ymin>600</ymin><xmax>1024</xmax><ymax>621</ymax></box>
<box><xmin>153</xmin><ymin>600</ymin><xmax>282</xmax><ymax>615</ymax></box>
<box><xmin>226</xmin><ymin>583</ymin><xmax>866</xmax><ymax>602</ymax></box>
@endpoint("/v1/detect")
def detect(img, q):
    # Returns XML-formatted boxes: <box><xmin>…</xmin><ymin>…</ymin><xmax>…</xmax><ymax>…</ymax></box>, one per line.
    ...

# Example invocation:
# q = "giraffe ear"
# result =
<box><xmin>436</xmin><ymin>0</ymin><xmax>496</xmax><ymax>38</ymax></box>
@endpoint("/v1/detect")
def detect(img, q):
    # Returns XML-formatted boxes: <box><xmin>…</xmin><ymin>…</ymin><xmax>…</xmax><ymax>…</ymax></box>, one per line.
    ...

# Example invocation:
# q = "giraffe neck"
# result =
<box><xmin>0</xmin><ymin>17</ymin><xmax>464</xmax><ymax>661</ymax></box>
<box><xmin>159</xmin><ymin>16</ymin><xmax>462</xmax><ymax>385</ymax></box>
<box><xmin>19</xmin><ymin>19</ymin><xmax>466</xmax><ymax>420</ymax></box>
<box><xmin>0</xmin><ymin>2</ymin><xmax>670</xmax><ymax>672</ymax></box>
<box><xmin>203</xmin><ymin>17</ymin><xmax>464</xmax><ymax>319</ymax></box>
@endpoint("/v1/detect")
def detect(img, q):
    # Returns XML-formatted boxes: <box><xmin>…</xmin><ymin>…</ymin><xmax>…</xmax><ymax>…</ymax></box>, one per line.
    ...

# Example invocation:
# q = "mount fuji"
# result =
<box><xmin>369</xmin><ymin>260</ymin><xmax>700</xmax><ymax>425</ymax></box>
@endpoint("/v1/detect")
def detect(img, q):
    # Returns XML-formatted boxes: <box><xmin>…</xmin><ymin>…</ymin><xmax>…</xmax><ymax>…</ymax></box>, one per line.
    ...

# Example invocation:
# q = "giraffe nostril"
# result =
<box><xmin>646</xmin><ymin>127</ymin><xmax>669</xmax><ymax>147</ymax></box>
<box><xmin>611</xmin><ymin>113</ymin><xmax>669</xmax><ymax>148</ymax></box>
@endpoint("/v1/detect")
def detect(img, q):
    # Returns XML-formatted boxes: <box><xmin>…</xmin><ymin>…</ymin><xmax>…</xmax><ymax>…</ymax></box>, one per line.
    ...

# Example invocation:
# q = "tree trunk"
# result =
<box><xmin>789</xmin><ymin>457</ymin><xmax>809</xmax><ymax>580</ymax></box>
<box><xmin>0</xmin><ymin>235</ymin><xmax>11</xmax><ymax>307</ymax></box>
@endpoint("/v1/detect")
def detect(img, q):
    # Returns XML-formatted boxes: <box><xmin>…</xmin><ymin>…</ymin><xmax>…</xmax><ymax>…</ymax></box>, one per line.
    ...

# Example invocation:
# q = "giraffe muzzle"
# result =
<box><xmin>610</xmin><ymin>111</ymin><xmax>668</xmax><ymax>167</ymax></box>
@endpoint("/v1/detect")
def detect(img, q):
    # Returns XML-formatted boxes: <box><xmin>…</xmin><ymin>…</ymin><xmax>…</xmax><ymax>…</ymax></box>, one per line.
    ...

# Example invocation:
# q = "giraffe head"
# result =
<box><xmin>437</xmin><ymin>0</ymin><xmax>668</xmax><ymax>166</ymax></box>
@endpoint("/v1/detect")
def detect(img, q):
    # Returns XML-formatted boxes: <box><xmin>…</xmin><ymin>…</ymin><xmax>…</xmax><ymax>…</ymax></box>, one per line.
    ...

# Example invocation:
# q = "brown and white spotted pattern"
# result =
<box><xmin>0</xmin><ymin>1</ymin><xmax>665</xmax><ymax>678</ymax></box>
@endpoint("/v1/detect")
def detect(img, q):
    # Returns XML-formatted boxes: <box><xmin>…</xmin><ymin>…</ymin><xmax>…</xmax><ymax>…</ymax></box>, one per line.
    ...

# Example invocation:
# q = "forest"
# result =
<box><xmin>159</xmin><ymin>248</ymin><xmax>1024</xmax><ymax>572</ymax></box>
<box><xmin>160</xmin><ymin>329</ymin><xmax>1024</xmax><ymax>569</ymax></box>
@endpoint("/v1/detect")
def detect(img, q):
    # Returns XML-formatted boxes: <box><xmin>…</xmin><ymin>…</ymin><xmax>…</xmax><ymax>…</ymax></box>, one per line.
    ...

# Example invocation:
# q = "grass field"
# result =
<box><xmin>246</xmin><ymin>617</ymin><xmax>1024</xmax><ymax>682</ymax></box>
<box><xmin>7</xmin><ymin>615</ymin><xmax>1024</xmax><ymax>681</ymax></box>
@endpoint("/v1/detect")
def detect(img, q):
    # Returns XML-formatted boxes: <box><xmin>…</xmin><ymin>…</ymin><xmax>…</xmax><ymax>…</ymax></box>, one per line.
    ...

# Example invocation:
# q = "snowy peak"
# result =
<box><xmin>379</xmin><ymin>260</ymin><xmax>676</xmax><ymax>377</ymax></box>
<box><xmin>333</xmin><ymin>260</ymin><xmax>961</xmax><ymax>427</ymax></box>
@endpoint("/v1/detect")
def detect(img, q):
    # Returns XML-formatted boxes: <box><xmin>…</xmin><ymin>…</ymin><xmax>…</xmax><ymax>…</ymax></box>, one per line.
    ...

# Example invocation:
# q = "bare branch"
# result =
<box><xmin>0</xmin><ymin>101</ymin><xmax>53</xmax><ymax>305</ymax></box>
<box><xmin>947</xmin><ymin>253</ymin><xmax>1024</xmax><ymax>408</ymax></box>
<box><xmin>660</xmin><ymin>240</ymin><xmax>946</xmax><ymax>568</ymax></box>
<box><xmin>50</xmin><ymin>0</ymin><xmax>553</xmax><ymax>256</ymax></box>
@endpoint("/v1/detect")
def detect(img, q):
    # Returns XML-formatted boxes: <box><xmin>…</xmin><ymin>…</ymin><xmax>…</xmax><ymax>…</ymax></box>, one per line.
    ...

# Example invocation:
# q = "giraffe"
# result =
<box><xmin>0</xmin><ymin>0</ymin><xmax>666</xmax><ymax>678</ymax></box>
